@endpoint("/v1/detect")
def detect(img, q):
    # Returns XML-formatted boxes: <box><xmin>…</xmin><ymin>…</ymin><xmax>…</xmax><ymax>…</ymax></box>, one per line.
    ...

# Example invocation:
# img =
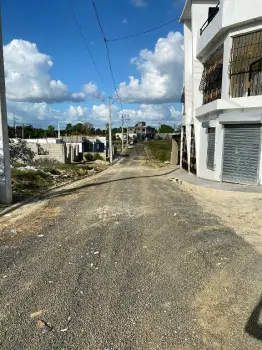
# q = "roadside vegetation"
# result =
<box><xmin>146</xmin><ymin>139</ymin><xmax>172</xmax><ymax>163</ymax></box>
<box><xmin>0</xmin><ymin>140</ymin><xmax>108</xmax><ymax>208</ymax></box>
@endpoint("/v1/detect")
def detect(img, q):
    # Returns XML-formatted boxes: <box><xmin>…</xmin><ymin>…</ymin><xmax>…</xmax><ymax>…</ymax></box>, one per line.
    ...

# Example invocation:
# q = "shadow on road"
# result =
<box><xmin>45</xmin><ymin>168</ymin><xmax>178</xmax><ymax>199</ymax></box>
<box><xmin>245</xmin><ymin>294</ymin><xmax>262</xmax><ymax>340</ymax></box>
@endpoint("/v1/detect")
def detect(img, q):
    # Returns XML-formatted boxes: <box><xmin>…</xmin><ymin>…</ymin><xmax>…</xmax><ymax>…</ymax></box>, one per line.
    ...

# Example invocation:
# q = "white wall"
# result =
<box><xmin>183</xmin><ymin>20</ymin><xmax>193</xmax><ymax>126</ymax></box>
<box><xmin>222</xmin><ymin>0</ymin><xmax>262</xmax><ymax>28</ymax></box>
<box><xmin>197</xmin><ymin>113</ymin><xmax>224</xmax><ymax>181</ymax></box>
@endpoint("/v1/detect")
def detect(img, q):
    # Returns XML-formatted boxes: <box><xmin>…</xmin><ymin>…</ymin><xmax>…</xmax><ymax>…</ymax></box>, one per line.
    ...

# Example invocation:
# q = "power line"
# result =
<box><xmin>91</xmin><ymin>0</ymin><xmax>123</xmax><ymax>110</ymax></box>
<box><xmin>107</xmin><ymin>17</ymin><xmax>180</xmax><ymax>43</ymax></box>
<box><xmin>67</xmin><ymin>0</ymin><xmax>108</xmax><ymax>91</ymax></box>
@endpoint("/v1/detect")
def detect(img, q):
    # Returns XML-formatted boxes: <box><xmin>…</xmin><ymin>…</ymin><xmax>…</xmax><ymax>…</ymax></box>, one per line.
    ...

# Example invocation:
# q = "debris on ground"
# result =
<box><xmin>30</xmin><ymin>309</ymin><xmax>48</xmax><ymax>318</ymax></box>
<box><xmin>36</xmin><ymin>320</ymin><xmax>52</xmax><ymax>333</ymax></box>
<box><xmin>37</xmin><ymin>234</ymin><xmax>44</xmax><ymax>238</ymax></box>
<box><xmin>60</xmin><ymin>328</ymin><xmax>68</xmax><ymax>332</ymax></box>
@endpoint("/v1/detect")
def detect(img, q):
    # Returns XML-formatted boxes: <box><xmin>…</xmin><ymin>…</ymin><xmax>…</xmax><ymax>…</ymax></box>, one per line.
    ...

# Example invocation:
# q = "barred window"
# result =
<box><xmin>199</xmin><ymin>46</ymin><xmax>223</xmax><ymax>105</ymax></box>
<box><xmin>230</xmin><ymin>30</ymin><xmax>262</xmax><ymax>98</ymax></box>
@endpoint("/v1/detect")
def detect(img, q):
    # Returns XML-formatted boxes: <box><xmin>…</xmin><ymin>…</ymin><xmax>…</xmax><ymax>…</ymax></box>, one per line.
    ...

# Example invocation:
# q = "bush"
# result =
<box><xmin>147</xmin><ymin>140</ymin><xmax>172</xmax><ymax>162</ymax></box>
<box><xmin>84</xmin><ymin>153</ymin><xmax>95</xmax><ymax>161</ymax></box>
<box><xmin>9</xmin><ymin>139</ymin><xmax>35</xmax><ymax>164</ymax></box>
<box><xmin>93</xmin><ymin>153</ymin><xmax>104</xmax><ymax>161</ymax></box>
<box><xmin>84</xmin><ymin>153</ymin><xmax>104</xmax><ymax>161</ymax></box>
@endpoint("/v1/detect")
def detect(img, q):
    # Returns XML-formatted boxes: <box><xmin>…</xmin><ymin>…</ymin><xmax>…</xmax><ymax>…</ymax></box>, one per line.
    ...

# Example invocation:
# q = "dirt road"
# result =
<box><xmin>1</xmin><ymin>144</ymin><xmax>262</xmax><ymax>349</ymax></box>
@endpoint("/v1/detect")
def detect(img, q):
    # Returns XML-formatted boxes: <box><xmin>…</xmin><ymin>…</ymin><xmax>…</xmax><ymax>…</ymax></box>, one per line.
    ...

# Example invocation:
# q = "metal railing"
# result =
<box><xmin>200</xmin><ymin>2</ymin><xmax>220</xmax><ymax>36</ymax></box>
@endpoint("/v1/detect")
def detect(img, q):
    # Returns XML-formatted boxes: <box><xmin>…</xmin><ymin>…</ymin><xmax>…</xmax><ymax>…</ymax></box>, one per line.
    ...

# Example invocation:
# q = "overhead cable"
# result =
<box><xmin>68</xmin><ymin>0</ymin><xmax>108</xmax><ymax>91</ymax></box>
<box><xmin>107</xmin><ymin>17</ymin><xmax>180</xmax><ymax>42</ymax></box>
<box><xmin>91</xmin><ymin>0</ymin><xmax>123</xmax><ymax>110</ymax></box>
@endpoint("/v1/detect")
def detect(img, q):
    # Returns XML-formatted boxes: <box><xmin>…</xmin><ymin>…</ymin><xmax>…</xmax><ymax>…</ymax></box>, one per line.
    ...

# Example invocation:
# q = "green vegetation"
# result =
<box><xmin>10</xmin><ymin>163</ymin><xmax>97</xmax><ymax>203</ymax></box>
<box><xmin>146</xmin><ymin>139</ymin><xmax>172</xmax><ymax>162</ymax></box>
<box><xmin>84</xmin><ymin>153</ymin><xmax>104</xmax><ymax>161</ymax></box>
<box><xmin>158</xmin><ymin>124</ymin><xmax>174</xmax><ymax>133</ymax></box>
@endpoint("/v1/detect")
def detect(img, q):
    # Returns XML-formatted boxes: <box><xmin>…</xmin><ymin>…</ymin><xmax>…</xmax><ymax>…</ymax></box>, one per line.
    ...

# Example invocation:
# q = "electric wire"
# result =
<box><xmin>68</xmin><ymin>0</ymin><xmax>108</xmax><ymax>91</ymax></box>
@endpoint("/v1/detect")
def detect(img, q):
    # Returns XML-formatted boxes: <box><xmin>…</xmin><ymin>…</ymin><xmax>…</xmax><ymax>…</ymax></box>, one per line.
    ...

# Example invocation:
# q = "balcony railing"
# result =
<box><xmin>200</xmin><ymin>2</ymin><xmax>220</xmax><ymax>36</ymax></box>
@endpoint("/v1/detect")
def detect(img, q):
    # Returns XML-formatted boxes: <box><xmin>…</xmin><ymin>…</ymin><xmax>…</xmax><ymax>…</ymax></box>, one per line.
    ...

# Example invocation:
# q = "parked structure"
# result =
<box><xmin>11</xmin><ymin>135</ymin><xmax>108</xmax><ymax>164</ymax></box>
<box><xmin>180</xmin><ymin>0</ymin><xmax>262</xmax><ymax>185</ymax></box>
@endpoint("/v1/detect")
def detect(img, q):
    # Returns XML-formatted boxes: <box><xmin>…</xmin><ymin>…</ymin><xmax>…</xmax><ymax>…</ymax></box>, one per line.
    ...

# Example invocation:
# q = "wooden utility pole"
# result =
<box><xmin>108</xmin><ymin>97</ymin><xmax>113</xmax><ymax>163</ymax></box>
<box><xmin>0</xmin><ymin>3</ymin><xmax>12</xmax><ymax>204</ymax></box>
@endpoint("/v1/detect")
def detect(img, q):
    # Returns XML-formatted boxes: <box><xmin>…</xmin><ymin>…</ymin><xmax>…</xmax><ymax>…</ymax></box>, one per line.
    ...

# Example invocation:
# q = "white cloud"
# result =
<box><xmin>4</xmin><ymin>39</ymin><xmax>85</xmax><ymax>103</ymax></box>
<box><xmin>83</xmin><ymin>82</ymin><xmax>105</xmax><ymax>101</ymax></box>
<box><xmin>118</xmin><ymin>31</ymin><xmax>184</xmax><ymax>104</ymax></box>
<box><xmin>7</xmin><ymin>101</ymin><xmax>89</xmax><ymax>128</ymax></box>
<box><xmin>91</xmin><ymin>104</ymin><xmax>119</xmax><ymax>123</ymax></box>
<box><xmin>121</xmin><ymin>104</ymin><xmax>181</xmax><ymax>126</ymax></box>
<box><xmin>122</xmin><ymin>18</ymin><xmax>128</xmax><ymax>24</ymax></box>
<box><xmin>130</xmin><ymin>0</ymin><xmax>147</xmax><ymax>7</ymax></box>
<box><xmin>6</xmin><ymin>100</ymin><xmax>181</xmax><ymax>128</ymax></box>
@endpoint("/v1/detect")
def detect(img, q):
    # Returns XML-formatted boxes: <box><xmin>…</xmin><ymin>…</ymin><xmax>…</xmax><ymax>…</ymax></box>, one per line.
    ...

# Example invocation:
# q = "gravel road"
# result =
<box><xmin>1</xmin><ymin>144</ymin><xmax>262</xmax><ymax>349</ymax></box>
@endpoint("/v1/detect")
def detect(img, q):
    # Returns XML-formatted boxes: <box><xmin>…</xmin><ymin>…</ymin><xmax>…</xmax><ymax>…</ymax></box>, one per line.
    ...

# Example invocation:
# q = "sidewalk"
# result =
<box><xmin>170</xmin><ymin>169</ymin><xmax>262</xmax><ymax>254</ymax></box>
<box><xmin>171</xmin><ymin>169</ymin><xmax>262</xmax><ymax>197</ymax></box>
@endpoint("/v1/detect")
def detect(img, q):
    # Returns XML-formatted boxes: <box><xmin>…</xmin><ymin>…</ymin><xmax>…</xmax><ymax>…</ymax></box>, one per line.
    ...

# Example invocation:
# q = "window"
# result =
<box><xmin>206</xmin><ymin>128</ymin><xmax>216</xmax><ymax>170</ymax></box>
<box><xmin>229</xmin><ymin>30</ymin><xmax>262</xmax><ymax>98</ymax></box>
<box><xmin>199</xmin><ymin>46</ymin><xmax>223</xmax><ymax>105</ymax></box>
<box><xmin>37</xmin><ymin>144</ymin><xmax>49</xmax><ymax>155</ymax></box>
<box><xmin>200</xmin><ymin>2</ymin><xmax>220</xmax><ymax>35</ymax></box>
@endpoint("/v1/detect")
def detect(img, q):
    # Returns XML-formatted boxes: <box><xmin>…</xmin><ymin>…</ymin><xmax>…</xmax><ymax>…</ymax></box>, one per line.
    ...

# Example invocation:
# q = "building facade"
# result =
<box><xmin>180</xmin><ymin>0</ymin><xmax>262</xmax><ymax>184</ymax></box>
<box><xmin>116</xmin><ymin>122</ymin><xmax>156</xmax><ymax>142</ymax></box>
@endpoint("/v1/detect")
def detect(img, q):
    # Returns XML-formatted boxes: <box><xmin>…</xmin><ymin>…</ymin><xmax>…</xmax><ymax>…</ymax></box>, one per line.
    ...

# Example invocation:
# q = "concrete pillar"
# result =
<box><xmin>0</xmin><ymin>6</ymin><xmax>12</xmax><ymax>204</ymax></box>
<box><xmin>171</xmin><ymin>138</ymin><xmax>179</xmax><ymax>166</ymax></box>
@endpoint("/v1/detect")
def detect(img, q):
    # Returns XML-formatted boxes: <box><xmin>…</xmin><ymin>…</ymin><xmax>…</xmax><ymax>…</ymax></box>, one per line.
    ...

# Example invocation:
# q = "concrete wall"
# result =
<box><xmin>197</xmin><ymin>0</ymin><xmax>262</xmax><ymax>57</ymax></box>
<box><xmin>27</xmin><ymin>142</ymin><xmax>66</xmax><ymax>163</ymax></box>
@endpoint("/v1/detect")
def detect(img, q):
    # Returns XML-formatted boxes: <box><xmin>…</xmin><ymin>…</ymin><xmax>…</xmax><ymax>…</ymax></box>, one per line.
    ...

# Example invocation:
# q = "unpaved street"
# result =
<box><xmin>1</xmin><ymin>144</ymin><xmax>262</xmax><ymax>349</ymax></box>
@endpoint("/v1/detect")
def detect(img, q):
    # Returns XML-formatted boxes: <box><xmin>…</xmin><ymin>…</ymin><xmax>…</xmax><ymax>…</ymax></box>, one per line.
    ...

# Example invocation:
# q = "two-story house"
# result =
<box><xmin>180</xmin><ymin>0</ymin><xmax>262</xmax><ymax>185</ymax></box>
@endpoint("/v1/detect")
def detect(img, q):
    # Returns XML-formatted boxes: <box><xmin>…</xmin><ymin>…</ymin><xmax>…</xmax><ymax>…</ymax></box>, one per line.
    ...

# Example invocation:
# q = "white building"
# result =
<box><xmin>180</xmin><ymin>0</ymin><xmax>262</xmax><ymax>185</ymax></box>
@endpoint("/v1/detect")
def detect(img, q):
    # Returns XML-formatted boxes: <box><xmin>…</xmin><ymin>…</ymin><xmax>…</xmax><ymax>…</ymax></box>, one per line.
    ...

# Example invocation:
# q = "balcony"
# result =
<box><xmin>200</xmin><ymin>2</ymin><xmax>220</xmax><ymax>36</ymax></box>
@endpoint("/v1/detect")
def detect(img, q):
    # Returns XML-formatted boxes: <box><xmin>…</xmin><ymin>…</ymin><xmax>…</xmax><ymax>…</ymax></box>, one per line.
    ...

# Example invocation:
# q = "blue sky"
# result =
<box><xmin>2</xmin><ymin>0</ymin><xmax>185</xmax><ymax>128</ymax></box>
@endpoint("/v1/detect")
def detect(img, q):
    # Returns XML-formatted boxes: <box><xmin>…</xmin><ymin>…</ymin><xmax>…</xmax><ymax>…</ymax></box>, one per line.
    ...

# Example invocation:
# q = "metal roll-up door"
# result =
<box><xmin>222</xmin><ymin>125</ymin><xmax>261</xmax><ymax>184</ymax></box>
<box><xmin>207</xmin><ymin>128</ymin><xmax>216</xmax><ymax>170</ymax></box>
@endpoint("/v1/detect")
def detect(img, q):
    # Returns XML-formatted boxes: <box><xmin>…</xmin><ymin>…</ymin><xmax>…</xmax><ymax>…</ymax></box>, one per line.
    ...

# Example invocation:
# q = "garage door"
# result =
<box><xmin>223</xmin><ymin>125</ymin><xmax>261</xmax><ymax>184</ymax></box>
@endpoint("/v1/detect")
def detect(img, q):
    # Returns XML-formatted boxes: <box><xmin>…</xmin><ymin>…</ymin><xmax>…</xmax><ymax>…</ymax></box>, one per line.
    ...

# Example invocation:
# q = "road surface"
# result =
<box><xmin>1</xmin><ymin>144</ymin><xmax>262</xmax><ymax>349</ymax></box>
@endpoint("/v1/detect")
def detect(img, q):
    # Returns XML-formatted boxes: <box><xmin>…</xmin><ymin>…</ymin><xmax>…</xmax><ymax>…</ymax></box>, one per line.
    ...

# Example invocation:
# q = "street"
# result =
<box><xmin>1</xmin><ymin>144</ymin><xmax>262</xmax><ymax>349</ymax></box>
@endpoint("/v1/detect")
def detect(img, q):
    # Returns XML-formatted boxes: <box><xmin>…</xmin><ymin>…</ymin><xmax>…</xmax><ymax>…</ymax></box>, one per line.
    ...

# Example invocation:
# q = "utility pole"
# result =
<box><xmin>121</xmin><ymin>114</ymin><xmax>124</xmax><ymax>153</ymax></box>
<box><xmin>126</xmin><ymin>115</ymin><xmax>130</xmax><ymax>145</ymax></box>
<box><xmin>0</xmin><ymin>3</ymin><xmax>12</xmax><ymax>204</ymax></box>
<box><xmin>58</xmin><ymin>122</ymin><xmax>61</xmax><ymax>139</ymax></box>
<box><xmin>13</xmin><ymin>113</ymin><xmax>17</xmax><ymax>138</ymax></box>
<box><xmin>108</xmin><ymin>96</ymin><xmax>113</xmax><ymax>163</ymax></box>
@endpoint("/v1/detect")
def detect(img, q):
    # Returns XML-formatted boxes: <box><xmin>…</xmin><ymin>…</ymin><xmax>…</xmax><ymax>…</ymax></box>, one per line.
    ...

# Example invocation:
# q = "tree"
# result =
<box><xmin>82</xmin><ymin>122</ymin><xmax>94</xmax><ymax>135</ymax></box>
<box><xmin>46</xmin><ymin>125</ymin><xmax>55</xmax><ymax>137</ymax></box>
<box><xmin>159</xmin><ymin>124</ymin><xmax>174</xmax><ymax>133</ymax></box>
<box><xmin>65</xmin><ymin>123</ymin><xmax>73</xmax><ymax>135</ymax></box>
<box><xmin>9</xmin><ymin>139</ymin><xmax>35</xmax><ymax>164</ymax></box>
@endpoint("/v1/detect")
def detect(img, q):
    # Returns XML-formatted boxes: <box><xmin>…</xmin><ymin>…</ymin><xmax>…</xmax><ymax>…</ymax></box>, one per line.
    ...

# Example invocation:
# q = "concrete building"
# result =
<box><xmin>180</xmin><ymin>0</ymin><xmax>262</xmax><ymax>185</ymax></box>
<box><xmin>116</xmin><ymin>122</ymin><xmax>156</xmax><ymax>142</ymax></box>
<box><xmin>12</xmin><ymin>135</ymin><xmax>108</xmax><ymax>164</ymax></box>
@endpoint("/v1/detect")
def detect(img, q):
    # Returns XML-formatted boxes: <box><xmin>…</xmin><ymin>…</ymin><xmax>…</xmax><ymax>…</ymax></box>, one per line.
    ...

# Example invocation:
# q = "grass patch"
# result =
<box><xmin>12</xmin><ymin>169</ymin><xmax>54</xmax><ymax>201</ymax></box>
<box><xmin>146</xmin><ymin>139</ymin><xmax>172</xmax><ymax>162</ymax></box>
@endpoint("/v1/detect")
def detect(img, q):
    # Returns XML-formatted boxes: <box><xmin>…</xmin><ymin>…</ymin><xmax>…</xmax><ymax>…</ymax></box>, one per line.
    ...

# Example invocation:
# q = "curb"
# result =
<box><xmin>170</xmin><ymin>177</ymin><xmax>262</xmax><ymax>199</ymax></box>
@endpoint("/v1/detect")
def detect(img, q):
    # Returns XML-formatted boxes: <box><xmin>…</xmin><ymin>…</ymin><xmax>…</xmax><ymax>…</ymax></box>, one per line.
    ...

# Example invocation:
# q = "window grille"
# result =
<box><xmin>229</xmin><ymin>30</ymin><xmax>262</xmax><ymax>98</ymax></box>
<box><xmin>199</xmin><ymin>46</ymin><xmax>223</xmax><ymax>105</ymax></box>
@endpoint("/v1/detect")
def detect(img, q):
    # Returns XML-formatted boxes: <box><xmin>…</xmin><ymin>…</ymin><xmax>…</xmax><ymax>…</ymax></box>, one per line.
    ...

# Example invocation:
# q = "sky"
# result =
<box><xmin>2</xmin><ymin>0</ymin><xmax>185</xmax><ymax>129</ymax></box>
